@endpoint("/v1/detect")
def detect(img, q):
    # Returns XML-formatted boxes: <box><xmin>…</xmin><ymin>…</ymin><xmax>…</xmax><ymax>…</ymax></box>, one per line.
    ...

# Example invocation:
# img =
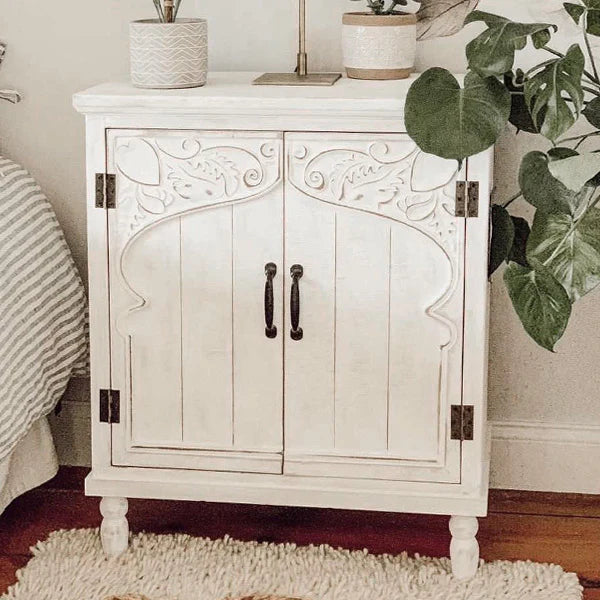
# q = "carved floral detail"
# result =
<box><xmin>288</xmin><ymin>137</ymin><xmax>463</xmax><ymax>354</ymax></box>
<box><xmin>114</xmin><ymin>135</ymin><xmax>282</xmax><ymax>242</ymax></box>
<box><xmin>288</xmin><ymin>139</ymin><xmax>460</xmax><ymax>254</ymax></box>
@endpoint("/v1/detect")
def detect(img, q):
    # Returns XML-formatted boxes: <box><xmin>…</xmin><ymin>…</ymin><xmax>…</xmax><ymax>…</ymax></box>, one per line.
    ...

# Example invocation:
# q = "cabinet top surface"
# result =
<box><xmin>73</xmin><ymin>71</ymin><xmax>423</xmax><ymax>116</ymax></box>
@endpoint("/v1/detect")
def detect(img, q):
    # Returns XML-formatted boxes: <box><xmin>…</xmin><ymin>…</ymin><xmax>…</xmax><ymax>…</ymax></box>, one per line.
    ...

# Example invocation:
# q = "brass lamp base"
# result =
<box><xmin>253</xmin><ymin>72</ymin><xmax>342</xmax><ymax>86</ymax></box>
<box><xmin>256</xmin><ymin>1</ymin><xmax>342</xmax><ymax>87</ymax></box>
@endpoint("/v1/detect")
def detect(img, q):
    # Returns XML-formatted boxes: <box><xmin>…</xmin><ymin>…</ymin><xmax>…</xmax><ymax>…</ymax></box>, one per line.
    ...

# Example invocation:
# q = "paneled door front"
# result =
<box><xmin>107</xmin><ymin>130</ymin><xmax>284</xmax><ymax>474</ymax></box>
<box><xmin>284</xmin><ymin>133</ymin><xmax>466</xmax><ymax>483</ymax></box>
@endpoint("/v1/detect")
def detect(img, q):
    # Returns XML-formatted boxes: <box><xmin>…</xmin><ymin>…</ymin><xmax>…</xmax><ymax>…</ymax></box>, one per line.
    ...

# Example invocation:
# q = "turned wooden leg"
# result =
<box><xmin>449</xmin><ymin>515</ymin><xmax>479</xmax><ymax>580</ymax></box>
<box><xmin>100</xmin><ymin>497</ymin><xmax>129</xmax><ymax>557</ymax></box>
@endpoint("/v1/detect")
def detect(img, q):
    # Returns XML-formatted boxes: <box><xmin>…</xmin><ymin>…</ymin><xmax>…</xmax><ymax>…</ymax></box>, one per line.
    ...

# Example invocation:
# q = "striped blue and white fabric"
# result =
<box><xmin>0</xmin><ymin>156</ymin><xmax>88</xmax><ymax>462</ymax></box>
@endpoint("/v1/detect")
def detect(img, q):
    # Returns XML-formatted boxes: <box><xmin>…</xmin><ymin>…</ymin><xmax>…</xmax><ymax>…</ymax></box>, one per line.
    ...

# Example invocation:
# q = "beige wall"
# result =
<box><xmin>2</xmin><ymin>0</ymin><xmax>599</xmax><ymax>491</ymax></box>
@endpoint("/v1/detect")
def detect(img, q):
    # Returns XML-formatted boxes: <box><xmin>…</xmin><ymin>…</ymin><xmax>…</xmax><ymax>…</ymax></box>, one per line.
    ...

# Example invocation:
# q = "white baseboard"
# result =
<box><xmin>48</xmin><ymin>401</ymin><xmax>600</xmax><ymax>494</ymax></box>
<box><xmin>490</xmin><ymin>420</ymin><xmax>600</xmax><ymax>494</ymax></box>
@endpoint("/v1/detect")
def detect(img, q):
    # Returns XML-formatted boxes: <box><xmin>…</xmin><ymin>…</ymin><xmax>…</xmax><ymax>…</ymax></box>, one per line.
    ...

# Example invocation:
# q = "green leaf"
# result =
<box><xmin>531</xmin><ymin>28</ymin><xmax>553</xmax><ymax>48</ymax></box>
<box><xmin>583</xmin><ymin>0</ymin><xmax>600</xmax><ymax>35</ymax></box>
<box><xmin>504</xmin><ymin>261</ymin><xmax>572</xmax><ymax>351</ymax></box>
<box><xmin>564</xmin><ymin>2</ymin><xmax>586</xmax><ymax>24</ymax></box>
<box><xmin>563</xmin><ymin>0</ymin><xmax>600</xmax><ymax>35</ymax></box>
<box><xmin>465</xmin><ymin>11</ymin><xmax>556</xmax><ymax>78</ymax></box>
<box><xmin>417</xmin><ymin>0</ymin><xmax>480</xmax><ymax>40</ymax></box>
<box><xmin>548</xmin><ymin>147</ymin><xmax>600</xmax><ymax>189</ymax></box>
<box><xmin>527</xmin><ymin>206</ymin><xmax>600</xmax><ymax>301</ymax></box>
<box><xmin>519</xmin><ymin>151</ymin><xmax>583</xmax><ymax>214</ymax></box>
<box><xmin>548</xmin><ymin>147</ymin><xmax>579</xmax><ymax>160</ymax></box>
<box><xmin>505</xmin><ymin>71</ymin><xmax>541</xmax><ymax>134</ymax></box>
<box><xmin>548</xmin><ymin>153</ymin><xmax>600</xmax><ymax>191</ymax></box>
<box><xmin>525</xmin><ymin>44</ymin><xmax>585</xmax><ymax>141</ymax></box>
<box><xmin>353</xmin><ymin>0</ymin><xmax>386</xmax><ymax>14</ymax></box>
<box><xmin>508</xmin><ymin>216</ymin><xmax>531</xmax><ymax>268</ymax></box>
<box><xmin>583</xmin><ymin>96</ymin><xmax>600</xmax><ymax>128</ymax></box>
<box><xmin>405</xmin><ymin>69</ymin><xmax>511</xmax><ymax>161</ymax></box>
<box><xmin>489</xmin><ymin>205</ymin><xmax>515</xmax><ymax>276</ymax></box>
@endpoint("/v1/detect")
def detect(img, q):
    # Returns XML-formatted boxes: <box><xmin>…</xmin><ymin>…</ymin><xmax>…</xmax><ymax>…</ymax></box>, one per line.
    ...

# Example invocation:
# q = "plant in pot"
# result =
<box><xmin>405</xmin><ymin>5</ymin><xmax>600</xmax><ymax>351</ymax></box>
<box><xmin>130</xmin><ymin>0</ymin><xmax>208</xmax><ymax>89</ymax></box>
<box><xmin>342</xmin><ymin>0</ymin><xmax>480</xmax><ymax>80</ymax></box>
<box><xmin>343</xmin><ymin>1</ymin><xmax>419</xmax><ymax>80</ymax></box>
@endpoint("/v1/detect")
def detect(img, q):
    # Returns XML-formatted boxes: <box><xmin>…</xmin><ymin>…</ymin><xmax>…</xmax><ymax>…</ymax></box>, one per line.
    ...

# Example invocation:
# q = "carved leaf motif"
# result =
<box><xmin>411</xmin><ymin>151</ymin><xmax>458</xmax><ymax>192</ymax></box>
<box><xmin>193</xmin><ymin>151</ymin><xmax>240</xmax><ymax>196</ymax></box>
<box><xmin>289</xmin><ymin>141</ymin><xmax>460</xmax><ymax>254</ymax></box>
<box><xmin>168</xmin><ymin>168</ymin><xmax>226</xmax><ymax>201</ymax></box>
<box><xmin>115</xmin><ymin>135</ymin><xmax>282</xmax><ymax>246</ymax></box>
<box><xmin>330</xmin><ymin>156</ymin><xmax>388</xmax><ymax>202</ymax></box>
<box><xmin>315</xmin><ymin>151</ymin><xmax>361</xmax><ymax>190</ymax></box>
<box><xmin>417</xmin><ymin>0</ymin><xmax>480</xmax><ymax>41</ymax></box>
<box><xmin>136</xmin><ymin>187</ymin><xmax>167</xmax><ymax>215</ymax></box>
<box><xmin>405</xmin><ymin>194</ymin><xmax>437</xmax><ymax>221</ymax></box>
<box><xmin>116</xmin><ymin>139</ymin><xmax>161</xmax><ymax>186</ymax></box>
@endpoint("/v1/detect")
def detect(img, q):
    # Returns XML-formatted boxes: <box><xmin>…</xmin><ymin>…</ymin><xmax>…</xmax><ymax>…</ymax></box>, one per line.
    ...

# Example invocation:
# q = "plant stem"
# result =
<box><xmin>523</xmin><ymin>59</ymin><xmax>558</xmax><ymax>79</ymax></box>
<box><xmin>164</xmin><ymin>0</ymin><xmax>174</xmax><ymax>23</ymax></box>
<box><xmin>173</xmin><ymin>0</ymin><xmax>182</xmax><ymax>19</ymax></box>
<box><xmin>543</xmin><ymin>191</ymin><xmax>600</xmax><ymax>267</ymax></box>
<box><xmin>558</xmin><ymin>130</ymin><xmax>600</xmax><ymax>145</ymax></box>
<box><xmin>503</xmin><ymin>191</ymin><xmax>523</xmax><ymax>209</ymax></box>
<box><xmin>577</xmin><ymin>132</ymin><xmax>600</xmax><ymax>149</ymax></box>
<box><xmin>584</xmin><ymin>13</ymin><xmax>600</xmax><ymax>83</ymax></box>
<box><xmin>582</xmin><ymin>84</ymin><xmax>600</xmax><ymax>97</ymax></box>
<box><xmin>152</xmin><ymin>0</ymin><xmax>164</xmax><ymax>22</ymax></box>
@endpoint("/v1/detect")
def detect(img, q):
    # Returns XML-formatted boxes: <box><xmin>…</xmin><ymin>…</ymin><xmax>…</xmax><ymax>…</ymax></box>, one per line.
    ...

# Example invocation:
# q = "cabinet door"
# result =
<box><xmin>107</xmin><ymin>130</ymin><xmax>284</xmax><ymax>473</ymax></box>
<box><xmin>284</xmin><ymin>133</ymin><xmax>465</xmax><ymax>483</ymax></box>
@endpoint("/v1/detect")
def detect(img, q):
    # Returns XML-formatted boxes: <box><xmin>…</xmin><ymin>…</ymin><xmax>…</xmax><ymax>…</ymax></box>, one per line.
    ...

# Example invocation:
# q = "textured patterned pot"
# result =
<box><xmin>342</xmin><ymin>12</ymin><xmax>417</xmax><ymax>80</ymax></box>
<box><xmin>130</xmin><ymin>19</ymin><xmax>208</xmax><ymax>89</ymax></box>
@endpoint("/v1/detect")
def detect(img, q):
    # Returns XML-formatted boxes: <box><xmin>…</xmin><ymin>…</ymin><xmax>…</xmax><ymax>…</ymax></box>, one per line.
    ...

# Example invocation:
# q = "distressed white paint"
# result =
<box><xmin>99</xmin><ymin>496</ymin><xmax>129</xmax><ymax>558</ymax></box>
<box><xmin>283</xmin><ymin>132</ymin><xmax>465</xmax><ymax>483</ymax></box>
<box><xmin>3</xmin><ymin>4</ymin><xmax>600</xmax><ymax>498</ymax></box>
<box><xmin>449</xmin><ymin>516</ymin><xmax>480</xmax><ymax>580</ymax></box>
<box><xmin>106</xmin><ymin>128</ymin><xmax>284</xmax><ymax>474</ymax></box>
<box><xmin>75</xmin><ymin>75</ymin><xmax>492</xmax><ymax>576</ymax></box>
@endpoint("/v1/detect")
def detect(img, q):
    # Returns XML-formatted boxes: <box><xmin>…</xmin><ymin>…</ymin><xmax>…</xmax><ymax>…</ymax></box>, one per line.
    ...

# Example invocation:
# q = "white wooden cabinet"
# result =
<box><xmin>74</xmin><ymin>73</ymin><xmax>492</xmax><ymax>580</ymax></box>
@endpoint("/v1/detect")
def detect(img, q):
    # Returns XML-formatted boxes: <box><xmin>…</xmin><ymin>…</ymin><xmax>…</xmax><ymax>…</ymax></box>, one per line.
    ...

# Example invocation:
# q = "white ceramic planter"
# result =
<box><xmin>342</xmin><ymin>12</ymin><xmax>417</xmax><ymax>80</ymax></box>
<box><xmin>130</xmin><ymin>18</ymin><xmax>208</xmax><ymax>89</ymax></box>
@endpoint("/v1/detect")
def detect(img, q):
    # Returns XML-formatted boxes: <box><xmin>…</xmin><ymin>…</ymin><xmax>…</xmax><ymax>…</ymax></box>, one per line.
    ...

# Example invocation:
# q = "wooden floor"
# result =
<box><xmin>0</xmin><ymin>468</ymin><xmax>598</xmax><ymax>599</ymax></box>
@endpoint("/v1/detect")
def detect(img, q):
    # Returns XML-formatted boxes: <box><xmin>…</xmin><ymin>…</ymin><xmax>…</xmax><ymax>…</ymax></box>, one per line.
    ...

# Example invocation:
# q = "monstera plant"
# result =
<box><xmin>405</xmin><ymin>4</ymin><xmax>600</xmax><ymax>351</ymax></box>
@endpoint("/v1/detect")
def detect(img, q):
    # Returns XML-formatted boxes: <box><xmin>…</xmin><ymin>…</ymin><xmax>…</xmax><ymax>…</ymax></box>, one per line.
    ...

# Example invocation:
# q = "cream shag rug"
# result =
<box><xmin>1</xmin><ymin>529</ymin><xmax>582</xmax><ymax>600</ymax></box>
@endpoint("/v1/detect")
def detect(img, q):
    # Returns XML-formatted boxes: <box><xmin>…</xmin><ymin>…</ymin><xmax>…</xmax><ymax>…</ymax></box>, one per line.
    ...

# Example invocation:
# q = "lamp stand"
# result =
<box><xmin>253</xmin><ymin>0</ymin><xmax>341</xmax><ymax>86</ymax></box>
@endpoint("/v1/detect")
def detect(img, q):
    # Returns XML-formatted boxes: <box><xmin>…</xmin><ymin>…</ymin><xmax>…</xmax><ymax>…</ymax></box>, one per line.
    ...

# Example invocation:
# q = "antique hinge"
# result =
<box><xmin>455</xmin><ymin>181</ymin><xmax>479</xmax><ymax>218</ymax></box>
<box><xmin>95</xmin><ymin>173</ymin><xmax>116</xmax><ymax>209</ymax></box>
<box><xmin>99</xmin><ymin>388</ymin><xmax>120</xmax><ymax>424</ymax></box>
<box><xmin>451</xmin><ymin>405</ymin><xmax>474</xmax><ymax>441</ymax></box>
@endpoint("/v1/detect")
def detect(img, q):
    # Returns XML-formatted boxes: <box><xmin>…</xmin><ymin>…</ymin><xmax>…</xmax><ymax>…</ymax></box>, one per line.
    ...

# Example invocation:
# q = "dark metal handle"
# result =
<box><xmin>290</xmin><ymin>264</ymin><xmax>303</xmax><ymax>341</ymax></box>
<box><xmin>264</xmin><ymin>263</ymin><xmax>277</xmax><ymax>339</ymax></box>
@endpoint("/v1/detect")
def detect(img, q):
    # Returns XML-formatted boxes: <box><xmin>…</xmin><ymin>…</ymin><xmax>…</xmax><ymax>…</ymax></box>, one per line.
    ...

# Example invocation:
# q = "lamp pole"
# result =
<box><xmin>254</xmin><ymin>0</ymin><xmax>341</xmax><ymax>86</ymax></box>
<box><xmin>297</xmin><ymin>0</ymin><xmax>308</xmax><ymax>76</ymax></box>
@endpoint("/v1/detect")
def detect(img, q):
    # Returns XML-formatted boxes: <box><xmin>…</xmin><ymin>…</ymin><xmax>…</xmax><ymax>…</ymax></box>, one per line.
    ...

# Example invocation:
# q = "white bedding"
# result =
<box><xmin>0</xmin><ymin>156</ymin><xmax>88</xmax><ymax>513</ymax></box>
<box><xmin>0</xmin><ymin>417</ymin><xmax>58</xmax><ymax>514</ymax></box>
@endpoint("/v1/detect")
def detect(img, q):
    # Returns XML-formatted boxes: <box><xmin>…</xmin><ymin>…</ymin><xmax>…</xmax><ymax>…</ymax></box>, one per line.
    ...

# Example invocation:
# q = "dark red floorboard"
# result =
<box><xmin>1</xmin><ymin>468</ymin><xmax>598</xmax><ymax>597</ymax></box>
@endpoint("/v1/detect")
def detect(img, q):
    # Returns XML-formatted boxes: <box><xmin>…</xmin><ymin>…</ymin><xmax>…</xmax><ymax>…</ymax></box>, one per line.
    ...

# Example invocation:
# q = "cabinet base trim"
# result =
<box><xmin>85</xmin><ymin>469</ymin><xmax>488</xmax><ymax>517</ymax></box>
<box><xmin>284</xmin><ymin>454</ymin><xmax>458</xmax><ymax>484</ymax></box>
<box><xmin>112</xmin><ymin>449</ymin><xmax>283</xmax><ymax>475</ymax></box>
